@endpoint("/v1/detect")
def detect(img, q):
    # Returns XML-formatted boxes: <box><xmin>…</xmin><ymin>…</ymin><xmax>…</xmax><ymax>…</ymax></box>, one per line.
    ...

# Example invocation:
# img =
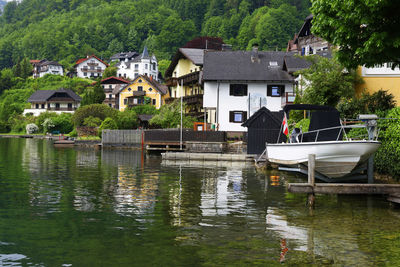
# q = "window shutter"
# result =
<box><xmin>229</xmin><ymin>85</ymin><xmax>234</xmax><ymax>96</ymax></box>
<box><xmin>244</xmin><ymin>86</ymin><xmax>248</xmax><ymax>96</ymax></box>
<box><xmin>243</xmin><ymin>111</ymin><xmax>247</xmax><ymax>122</ymax></box>
<box><xmin>229</xmin><ymin>111</ymin><xmax>234</xmax><ymax>122</ymax></box>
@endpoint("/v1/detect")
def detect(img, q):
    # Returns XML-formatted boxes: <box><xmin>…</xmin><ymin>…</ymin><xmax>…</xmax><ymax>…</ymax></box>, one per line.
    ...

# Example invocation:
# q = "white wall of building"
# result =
<box><xmin>117</xmin><ymin>58</ymin><xmax>158</xmax><ymax>81</ymax></box>
<box><xmin>38</xmin><ymin>65</ymin><xmax>64</xmax><ymax>78</ymax></box>
<box><xmin>204</xmin><ymin>81</ymin><xmax>294</xmax><ymax>132</ymax></box>
<box><xmin>76</xmin><ymin>58</ymin><xmax>107</xmax><ymax>78</ymax></box>
<box><xmin>362</xmin><ymin>64</ymin><xmax>400</xmax><ymax>76</ymax></box>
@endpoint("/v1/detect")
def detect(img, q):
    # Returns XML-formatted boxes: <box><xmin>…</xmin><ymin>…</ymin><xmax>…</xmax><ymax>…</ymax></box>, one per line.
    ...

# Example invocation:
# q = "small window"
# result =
<box><xmin>35</xmin><ymin>104</ymin><xmax>39</xmax><ymax>109</ymax></box>
<box><xmin>229</xmin><ymin>111</ymin><xmax>247</xmax><ymax>123</ymax></box>
<box><xmin>109</xmin><ymin>85</ymin><xmax>112</xmax><ymax>89</ymax></box>
<box><xmin>229</xmin><ymin>84</ymin><xmax>248</xmax><ymax>96</ymax></box>
<box><xmin>139</xmin><ymin>79</ymin><xmax>142</xmax><ymax>83</ymax></box>
<box><xmin>84</xmin><ymin>72</ymin><xmax>87</xmax><ymax>76</ymax></box>
<box><xmin>41</xmin><ymin>104</ymin><xmax>45</xmax><ymax>109</ymax></box>
<box><xmin>128</xmin><ymin>88</ymin><xmax>132</xmax><ymax>92</ymax></box>
<box><xmin>145</xmin><ymin>64</ymin><xmax>148</xmax><ymax>69</ymax></box>
<box><xmin>267</xmin><ymin>85</ymin><xmax>285</xmax><ymax>97</ymax></box>
<box><xmin>124</xmin><ymin>99</ymin><xmax>127</xmax><ymax>105</ymax></box>
<box><xmin>135</xmin><ymin>64</ymin><xmax>139</xmax><ymax>69</ymax></box>
<box><xmin>138</xmin><ymin>86</ymin><xmax>143</xmax><ymax>91</ymax></box>
<box><xmin>148</xmin><ymin>88</ymin><xmax>152</xmax><ymax>92</ymax></box>
<box><xmin>109</xmin><ymin>94</ymin><xmax>112</xmax><ymax>99</ymax></box>
<box><xmin>152</xmin><ymin>99</ymin><xmax>156</xmax><ymax>105</ymax></box>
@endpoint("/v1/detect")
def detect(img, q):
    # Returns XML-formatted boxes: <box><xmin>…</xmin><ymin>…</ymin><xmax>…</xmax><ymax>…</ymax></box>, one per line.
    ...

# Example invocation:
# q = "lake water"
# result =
<box><xmin>0</xmin><ymin>138</ymin><xmax>400</xmax><ymax>266</ymax></box>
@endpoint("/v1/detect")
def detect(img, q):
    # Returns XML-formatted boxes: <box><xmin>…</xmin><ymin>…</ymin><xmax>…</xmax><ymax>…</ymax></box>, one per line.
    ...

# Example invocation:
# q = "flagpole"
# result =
<box><xmin>276</xmin><ymin>112</ymin><xmax>286</xmax><ymax>143</ymax></box>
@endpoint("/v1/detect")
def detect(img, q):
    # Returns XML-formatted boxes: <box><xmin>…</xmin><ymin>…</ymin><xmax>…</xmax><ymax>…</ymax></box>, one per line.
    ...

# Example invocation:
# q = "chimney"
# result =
<box><xmin>251</xmin><ymin>44</ymin><xmax>260</xmax><ymax>63</ymax></box>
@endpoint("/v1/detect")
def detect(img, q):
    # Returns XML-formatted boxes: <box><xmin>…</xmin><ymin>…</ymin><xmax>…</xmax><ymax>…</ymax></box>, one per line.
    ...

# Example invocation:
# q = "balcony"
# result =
<box><xmin>281</xmin><ymin>92</ymin><xmax>296</xmax><ymax>107</ymax></box>
<box><xmin>183</xmin><ymin>94</ymin><xmax>203</xmax><ymax>105</ymax></box>
<box><xmin>165</xmin><ymin>77</ymin><xmax>178</xmax><ymax>87</ymax></box>
<box><xmin>178</xmin><ymin>71</ymin><xmax>201</xmax><ymax>85</ymax></box>
<box><xmin>87</xmin><ymin>62</ymin><xmax>99</xmax><ymax>66</ymax></box>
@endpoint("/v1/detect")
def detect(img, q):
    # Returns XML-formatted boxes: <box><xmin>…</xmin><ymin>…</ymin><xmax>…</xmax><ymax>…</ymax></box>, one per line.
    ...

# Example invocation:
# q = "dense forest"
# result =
<box><xmin>0</xmin><ymin>0</ymin><xmax>310</xmax><ymax>70</ymax></box>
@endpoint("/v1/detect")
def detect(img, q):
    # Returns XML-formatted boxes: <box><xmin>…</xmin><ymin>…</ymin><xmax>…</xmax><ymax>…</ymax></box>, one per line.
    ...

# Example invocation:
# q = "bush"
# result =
<box><xmin>52</xmin><ymin>113</ymin><xmax>74</xmax><ymax>134</ymax></box>
<box><xmin>374</xmin><ymin>107</ymin><xmax>400</xmax><ymax>179</ymax></box>
<box><xmin>83</xmin><ymin>116</ymin><xmax>103</xmax><ymax>127</ymax></box>
<box><xmin>68</xmin><ymin>128</ymin><xmax>78</xmax><ymax>137</ymax></box>
<box><xmin>98</xmin><ymin>117</ymin><xmax>118</xmax><ymax>137</ymax></box>
<box><xmin>0</xmin><ymin>120</ymin><xmax>9</xmax><ymax>133</ymax></box>
<box><xmin>117</xmin><ymin>109</ymin><xmax>138</xmax><ymax>129</ymax></box>
<box><xmin>42</xmin><ymin>118</ymin><xmax>55</xmax><ymax>133</ymax></box>
<box><xmin>72</xmin><ymin>104</ymin><xmax>118</xmax><ymax>127</ymax></box>
<box><xmin>337</xmin><ymin>90</ymin><xmax>396</xmax><ymax>119</ymax></box>
<box><xmin>130</xmin><ymin>105</ymin><xmax>158</xmax><ymax>115</ymax></box>
<box><xmin>26</xmin><ymin>123</ymin><xmax>39</xmax><ymax>134</ymax></box>
<box><xmin>35</xmin><ymin>112</ymin><xmax>59</xmax><ymax>133</ymax></box>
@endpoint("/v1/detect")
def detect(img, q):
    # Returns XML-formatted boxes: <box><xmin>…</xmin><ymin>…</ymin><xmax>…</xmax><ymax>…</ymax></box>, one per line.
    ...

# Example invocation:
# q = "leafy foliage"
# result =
<box><xmin>98</xmin><ymin>117</ymin><xmax>118</xmax><ymax>137</ymax></box>
<box><xmin>296</xmin><ymin>55</ymin><xmax>361</xmax><ymax>107</ymax></box>
<box><xmin>150</xmin><ymin>100</ymin><xmax>195</xmax><ymax>128</ymax></box>
<box><xmin>81</xmin><ymin>82</ymin><xmax>106</xmax><ymax>106</ymax></box>
<box><xmin>117</xmin><ymin>109</ymin><xmax>138</xmax><ymax>129</ymax></box>
<box><xmin>0</xmin><ymin>0</ymin><xmax>310</xmax><ymax>69</ymax></box>
<box><xmin>52</xmin><ymin>113</ymin><xmax>74</xmax><ymax>133</ymax></box>
<box><xmin>130</xmin><ymin>105</ymin><xmax>158</xmax><ymax>115</ymax></box>
<box><xmin>311</xmin><ymin>0</ymin><xmax>400</xmax><ymax>69</ymax></box>
<box><xmin>375</xmin><ymin>108</ymin><xmax>400</xmax><ymax>179</ymax></box>
<box><xmin>25</xmin><ymin>123</ymin><xmax>39</xmax><ymax>134</ymax></box>
<box><xmin>83</xmin><ymin>116</ymin><xmax>103</xmax><ymax>127</ymax></box>
<box><xmin>72</xmin><ymin>104</ymin><xmax>118</xmax><ymax>127</ymax></box>
<box><xmin>337</xmin><ymin>90</ymin><xmax>396</xmax><ymax>119</ymax></box>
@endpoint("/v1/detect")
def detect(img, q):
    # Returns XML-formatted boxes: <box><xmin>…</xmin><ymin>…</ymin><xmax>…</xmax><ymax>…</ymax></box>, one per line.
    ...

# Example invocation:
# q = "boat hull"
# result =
<box><xmin>266</xmin><ymin>141</ymin><xmax>381</xmax><ymax>178</ymax></box>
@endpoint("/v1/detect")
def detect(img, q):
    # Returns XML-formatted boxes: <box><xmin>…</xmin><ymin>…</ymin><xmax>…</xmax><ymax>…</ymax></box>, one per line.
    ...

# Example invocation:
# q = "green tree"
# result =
<box><xmin>311</xmin><ymin>0</ymin><xmax>400</xmax><ymax>69</ymax></box>
<box><xmin>72</xmin><ymin>104</ymin><xmax>118</xmax><ymax>126</ymax></box>
<box><xmin>158</xmin><ymin>59</ymin><xmax>171</xmax><ymax>78</ymax></box>
<box><xmin>103</xmin><ymin>66</ymin><xmax>118</xmax><ymax>79</ymax></box>
<box><xmin>98</xmin><ymin>117</ymin><xmax>118</xmax><ymax>137</ymax></box>
<box><xmin>117</xmin><ymin>109</ymin><xmax>138</xmax><ymax>129</ymax></box>
<box><xmin>150</xmin><ymin>100</ymin><xmax>195</xmax><ymax>128</ymax></box>
<box><xmin>296</xmin><ymin>55</ymin><xmax>361</xmax><ymax>107</ymax></box>
<box><xmin>81</xmin><ymin>82</ymin><xmax>105</xmax><ymax>106</ymax></box>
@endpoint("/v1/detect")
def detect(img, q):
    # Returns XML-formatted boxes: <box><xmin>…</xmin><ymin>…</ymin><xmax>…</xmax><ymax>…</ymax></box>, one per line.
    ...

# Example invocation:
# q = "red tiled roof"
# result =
<box><xmin>100</xmin><ymin>76</ymin><xmax>130</xmax><ymax>84</ymax></box>
<box><xmin>75</xmin><ymin>55</ymin><xmax>109</xmax><ymax>67</ymax></box>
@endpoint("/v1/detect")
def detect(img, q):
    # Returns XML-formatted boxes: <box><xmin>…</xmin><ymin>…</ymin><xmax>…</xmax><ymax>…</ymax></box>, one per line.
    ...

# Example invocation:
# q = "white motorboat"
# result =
<box><xmin>266</xmin><ymin>140</ymin><xmax>381</xmax><ymax>178</ymax></box>
<box><xmin>262</xmin><ymin>104</ymin><xmax>381</xmax><ymax>179</ymax></box>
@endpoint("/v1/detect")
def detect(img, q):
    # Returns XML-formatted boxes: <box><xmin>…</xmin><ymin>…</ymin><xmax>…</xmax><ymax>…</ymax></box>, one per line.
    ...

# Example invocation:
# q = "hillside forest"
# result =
<box><xmin>0</xmin><ymin>0</ymin><xmax>310</xmax><ymax>70</ymax></box>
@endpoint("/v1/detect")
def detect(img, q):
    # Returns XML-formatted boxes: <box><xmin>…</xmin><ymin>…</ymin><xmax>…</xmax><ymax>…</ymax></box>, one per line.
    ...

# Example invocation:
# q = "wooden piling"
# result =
<box><xmin>307</xmin><ymin>154</ymin><xmax>316</xmax><ymax>207</ymax></box>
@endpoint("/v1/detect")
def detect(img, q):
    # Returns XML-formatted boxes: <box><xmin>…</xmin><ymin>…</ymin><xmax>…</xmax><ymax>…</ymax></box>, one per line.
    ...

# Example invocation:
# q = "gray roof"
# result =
<box><xmin>179</xmin><ymin>48</ymin><xmax>204</xmax><ymax>65</ymax></box>
<box><xmin>28</xmin><ymin>89</ymin><xmax>81</xmax><ymax>103</ymax></box>
<box><xmin>284</xmin><ymin>51</ymin><xmax>332</xmax><ymax>73</ymax></box>
<box><xmin>141</xmin><ymin>46</ymin><xmax>150</xmax><ymax>59</ymax></box>
<box><xmin>38</xmin><ymin>60</ymin><xmax>62</xmax><ymax>67</ymax></box>
<box><xmin>138</xmin><ymin>114</ymin><xmax>153</xmax><ymax>121</ymax></box>
<box><xmin>203</xmin><ymin>51</ymin><xmax>295</xmax><ymax>82</ymax></box>
<box><xmin>110</xmin><ymin>51</ymin><xmax>139</xmax><ymax>61</ymax></box>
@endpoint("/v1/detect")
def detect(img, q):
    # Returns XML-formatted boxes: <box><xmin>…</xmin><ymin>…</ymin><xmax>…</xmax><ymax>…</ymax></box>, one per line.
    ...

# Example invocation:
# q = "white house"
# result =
<box><xmin>23</xmin><ymin>89</ymin><xmax>81</xmax><ymax>116</ymax></box>
<box><xmin>74</xmin><ymin>55</ymin><xmax>108</xmax><ymax>79</ymax></box>
<box><xmin>32</xmin><ymin>60</ymin><xmax>63</xmax><ymax>78</ymax></box>
<box><xmin>115</xmin><ymin>47</ymin><xmax>159</xmax><ymax>81</ymax></box>
<box><xmin>203</xmin><ymin>47</ymin><xmax>295</xmax><ymax>132</ymax></box>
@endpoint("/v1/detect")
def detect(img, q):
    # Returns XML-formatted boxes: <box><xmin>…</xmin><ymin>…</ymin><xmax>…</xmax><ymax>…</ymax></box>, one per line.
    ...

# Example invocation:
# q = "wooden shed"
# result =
<box><xmin>242</xmin><ymin>107</ymin><xmax>286</xmax><ymax>155</ymax></box>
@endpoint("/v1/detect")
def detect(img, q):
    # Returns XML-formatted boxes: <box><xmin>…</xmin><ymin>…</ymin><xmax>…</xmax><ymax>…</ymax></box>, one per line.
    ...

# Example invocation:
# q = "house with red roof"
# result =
<box><xmin>74</xmin><ymin>55</ymin><xmax>108</xmax><ymax>79</ymax></box>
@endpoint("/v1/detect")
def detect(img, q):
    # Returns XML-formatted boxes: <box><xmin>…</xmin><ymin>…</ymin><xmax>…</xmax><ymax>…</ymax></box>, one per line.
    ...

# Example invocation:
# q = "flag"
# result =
<box><xmin>282</xmin><ymin>112</ymin><xmax>289</xmax><ymax>136</ymax></box>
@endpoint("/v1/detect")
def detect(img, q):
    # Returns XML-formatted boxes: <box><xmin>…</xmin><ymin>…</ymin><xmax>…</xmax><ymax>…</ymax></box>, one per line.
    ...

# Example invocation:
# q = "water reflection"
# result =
<box><xmin>2</xmin><ymin>138</ymin><xmax>400</xmax><ymax>266</ymax></box>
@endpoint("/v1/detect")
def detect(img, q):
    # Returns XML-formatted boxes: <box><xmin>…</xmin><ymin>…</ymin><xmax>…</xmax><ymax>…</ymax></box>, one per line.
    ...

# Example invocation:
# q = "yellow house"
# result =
<box><xmin>118</xmin><ymin>75</ymin><xmax>169</xmax><ymax>111</ymax></box>
<box><xmin>356</xmin><ymin>64</ymin><xmax>400</xmax><ymax>105</ymax></box>
<box><xmin>164</xmin><ymin>37</ymin><xmax>225</xmax><ymax>120</ymax></box>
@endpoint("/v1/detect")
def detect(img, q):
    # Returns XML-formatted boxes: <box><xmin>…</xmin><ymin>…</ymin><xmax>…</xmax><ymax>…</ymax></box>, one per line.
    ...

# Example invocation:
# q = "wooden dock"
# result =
<box><xmin>288</xmin><ymin>183</ymin><xmax>400</xmax><ymax>194</ymax></box>
<box><xmin>162</xmin><ymin>152</ymin><xmax>253</xmax><ymax>162</ymax></box>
